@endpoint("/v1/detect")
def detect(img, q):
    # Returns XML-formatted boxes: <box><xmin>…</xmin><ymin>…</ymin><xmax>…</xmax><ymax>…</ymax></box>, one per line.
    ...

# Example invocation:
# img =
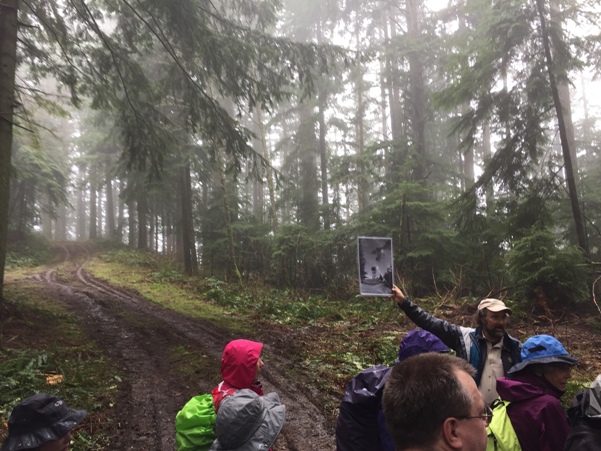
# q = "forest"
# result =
<box><xmin>2</xmin><ymin>1</ymin><xmax>601</xmax><ymax>449</ymax></box>
<box><xmin>2</xmin><ymin>0</ymin><xmax>601</xmax><ymax>308</ymax></box>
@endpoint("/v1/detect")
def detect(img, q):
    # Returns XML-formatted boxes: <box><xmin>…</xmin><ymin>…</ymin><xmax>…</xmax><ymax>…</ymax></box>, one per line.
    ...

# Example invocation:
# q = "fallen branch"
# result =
<box><xmin>592</xmin><ymin>275</ymin><xmax>601</xmax><ymax>316</ymax></box>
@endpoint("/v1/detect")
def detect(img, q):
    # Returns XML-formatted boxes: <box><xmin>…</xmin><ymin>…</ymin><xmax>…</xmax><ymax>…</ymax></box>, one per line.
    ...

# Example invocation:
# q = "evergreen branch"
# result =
<box><xmin>0</xmin><ymin>113</ymin><xmax>34</xmax><ymax>134</ymax></box>
<box><xmin>121</xmin><ymin>0</ymin><xmax>229</xmax><ymax>129</ymax></box>
<box><xmin>69</xmin><ymin>0</ymin><xmax>142</xmax><ymax>124</ymax></box>
<box><xmin>21</xmin><ymin>0</ymin><xmax>88</xmax><ymax>83</ymax></box>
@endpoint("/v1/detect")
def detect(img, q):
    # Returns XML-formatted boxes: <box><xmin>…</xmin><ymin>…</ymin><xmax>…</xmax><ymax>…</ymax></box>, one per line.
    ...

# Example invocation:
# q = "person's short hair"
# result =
<box><xmin>382</xmin><ymin>353</ymin><xmax>476</xmax><ymax>450</ymax></box>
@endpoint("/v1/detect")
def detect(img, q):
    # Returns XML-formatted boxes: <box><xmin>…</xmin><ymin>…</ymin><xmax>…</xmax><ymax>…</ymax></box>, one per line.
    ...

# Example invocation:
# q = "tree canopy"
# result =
<box><xmin>2</xmin><ymin>0</ymin><xmax>601</xmax><ymax>309</ymax></box>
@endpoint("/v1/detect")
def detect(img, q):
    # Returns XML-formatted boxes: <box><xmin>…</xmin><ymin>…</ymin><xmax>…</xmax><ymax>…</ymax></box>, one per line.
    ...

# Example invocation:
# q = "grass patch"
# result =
<box><xmin>89</xmin><ymin>249</ymin><xmax>399</xmax><ymax>328</ymax></box>
<box><xmin>87</xmin><ymin>252</ymin><xmax>235</xmax><ymax>322</ymax></box>
<box><xmin>0</xmin><ymin>283</ymin><xmax>122</xmax><ymax>450</ymax></box>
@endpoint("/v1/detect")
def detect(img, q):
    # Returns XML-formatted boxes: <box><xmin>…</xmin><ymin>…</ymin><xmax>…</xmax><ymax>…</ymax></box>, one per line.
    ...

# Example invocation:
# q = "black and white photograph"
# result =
<box><xmin>357</xmin><ymin>236</ymin><xmax>393</xmax><ymax>296</ymax></box>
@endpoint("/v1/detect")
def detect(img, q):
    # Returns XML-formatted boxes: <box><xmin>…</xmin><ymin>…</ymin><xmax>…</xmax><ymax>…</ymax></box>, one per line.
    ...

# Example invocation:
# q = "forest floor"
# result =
<box><xmin>3</xmin><ymin>242</ymin><xmax>601</xmax><ymax>450</ymax></box>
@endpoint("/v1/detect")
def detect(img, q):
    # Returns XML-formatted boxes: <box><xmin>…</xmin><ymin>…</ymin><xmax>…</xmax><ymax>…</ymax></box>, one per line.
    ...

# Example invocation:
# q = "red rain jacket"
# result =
<box><xmin>211</xmin><ymin>339</ymin><xmax>264</xmax><ymax>411</ymax></box>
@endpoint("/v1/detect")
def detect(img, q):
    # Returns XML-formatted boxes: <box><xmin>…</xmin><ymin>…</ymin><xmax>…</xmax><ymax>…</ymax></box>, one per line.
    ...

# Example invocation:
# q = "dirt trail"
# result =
<box><xmin>31</xmin><ymin>243</ymin><xmax>336</xmax><ymax>450</ymax></box>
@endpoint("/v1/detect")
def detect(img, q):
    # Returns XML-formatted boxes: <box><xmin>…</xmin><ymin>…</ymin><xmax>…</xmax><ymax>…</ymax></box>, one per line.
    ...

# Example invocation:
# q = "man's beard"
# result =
<box><xmin>485</xmin><ymin>326</ymin><xmax>505</xmax><ymax>340</ymax></box>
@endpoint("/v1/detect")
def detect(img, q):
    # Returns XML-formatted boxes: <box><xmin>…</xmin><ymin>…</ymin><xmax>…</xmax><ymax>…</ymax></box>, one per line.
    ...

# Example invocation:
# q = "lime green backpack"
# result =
<box><xmin>175</xmin><ymin>394</ymin><xmax>217</xmax><ymax>451</ymax></box>
<box><xmin>486</xmin><ymin>399</ymin><xmax>522</xmax><ymax>451</ymax></box>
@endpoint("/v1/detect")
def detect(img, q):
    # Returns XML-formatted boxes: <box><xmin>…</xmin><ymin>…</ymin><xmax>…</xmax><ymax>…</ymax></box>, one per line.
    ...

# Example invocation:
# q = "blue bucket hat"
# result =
<box><xmin>397</xmin><ymin>329</ymin><xmax>449</xmax><ymax>363</ymax></box>
<box><xmin>507</xmin><ymin>334</ymin><xmax>578</xmax><ymax>374</ymax></box>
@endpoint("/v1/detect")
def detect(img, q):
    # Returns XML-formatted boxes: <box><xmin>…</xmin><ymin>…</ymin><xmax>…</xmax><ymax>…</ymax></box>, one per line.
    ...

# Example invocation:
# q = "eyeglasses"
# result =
<box><xmin>456</xmin><ymin>405</ymin><xmax>493</xmax><ymax>426</ymax></box>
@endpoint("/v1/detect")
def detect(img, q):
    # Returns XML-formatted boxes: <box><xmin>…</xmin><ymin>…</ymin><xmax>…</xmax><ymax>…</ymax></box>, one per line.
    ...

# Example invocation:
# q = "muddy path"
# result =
<box><xmin>31</xmin><ymin>243</ymin><xmax>337</xmax><ymax>450</ymax></box>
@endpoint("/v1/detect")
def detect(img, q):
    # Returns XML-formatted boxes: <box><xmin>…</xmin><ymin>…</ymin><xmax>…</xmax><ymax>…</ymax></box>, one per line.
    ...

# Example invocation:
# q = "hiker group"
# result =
<box><xmin>2</xmin><ymin>288</ymin><xmax>601</xmax><ymax>451</ymax></box>
<box><xmin>336</xmin><ymin>284</ymin><xmax>599</xmax><ymax>451</ymax></box>
<box><xmin>0</xmin><ymin>339</ymin><xmax>284</xmax><ymax>451</ymax></box>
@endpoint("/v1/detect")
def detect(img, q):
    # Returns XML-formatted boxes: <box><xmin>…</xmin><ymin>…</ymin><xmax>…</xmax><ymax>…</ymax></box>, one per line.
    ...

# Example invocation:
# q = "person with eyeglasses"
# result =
<box><xmin>495</xmin><ymin>334</ymin><xmax>578</xmax><ymax>451</ymax></box>
<box><xmin>382</xmin><ymin>352</ymin><xmax>488</xmax><ymax>451</ymax></box>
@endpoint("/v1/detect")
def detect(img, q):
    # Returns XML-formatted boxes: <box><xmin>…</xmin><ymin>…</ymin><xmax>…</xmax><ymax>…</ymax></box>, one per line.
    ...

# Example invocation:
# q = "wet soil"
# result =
<box><xmin>28</xmin><ymin>243</ymin><xmax>337</xmax><ymax>450</ymax></box>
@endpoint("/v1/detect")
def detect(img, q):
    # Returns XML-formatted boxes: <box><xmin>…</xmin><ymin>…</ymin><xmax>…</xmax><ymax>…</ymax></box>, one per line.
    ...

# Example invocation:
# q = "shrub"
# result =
<box><xmin>506</xmin><ymin>228</ymin><xmax>589</xmax><ymax>307</ymax></box>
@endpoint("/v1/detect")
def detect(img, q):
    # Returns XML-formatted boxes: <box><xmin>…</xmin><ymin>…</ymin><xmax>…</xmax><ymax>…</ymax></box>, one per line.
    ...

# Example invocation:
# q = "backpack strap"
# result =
<box><xmin>486</xmin><ymin>399</ymin><xmax>521</xmax><ymax>451</ymax></box>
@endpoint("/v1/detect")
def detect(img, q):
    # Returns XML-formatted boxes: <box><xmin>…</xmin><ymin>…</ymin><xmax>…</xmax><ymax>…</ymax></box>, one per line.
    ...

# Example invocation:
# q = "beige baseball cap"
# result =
<box><xmin>477</xmin><ymin>298</ymin><xmax>511</xmax><ymax>314</ymax></box>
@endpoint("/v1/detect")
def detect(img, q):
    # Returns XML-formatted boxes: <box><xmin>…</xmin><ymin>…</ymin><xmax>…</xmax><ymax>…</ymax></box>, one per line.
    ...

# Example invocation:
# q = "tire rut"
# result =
<box><xmin>31</xmin><ymin>243</ymin><xmax>337</xmax><ymax>450</ymax></box>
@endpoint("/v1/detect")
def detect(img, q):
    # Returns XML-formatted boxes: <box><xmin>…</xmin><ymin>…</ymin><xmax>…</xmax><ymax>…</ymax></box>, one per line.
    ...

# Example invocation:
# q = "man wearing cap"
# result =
<box><xmin>496</xmin><ymin>334</ymin><xmax>578</xmax><ymax>451</ymax></box>
<box><xmin>392</xmin><ymin>285</ymin><xmax>522</xmax><ymax>405</ymax></box>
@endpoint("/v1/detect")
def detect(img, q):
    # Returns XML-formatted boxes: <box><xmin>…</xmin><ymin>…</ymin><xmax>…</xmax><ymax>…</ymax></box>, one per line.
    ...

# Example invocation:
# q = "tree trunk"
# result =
<box><xmin>385</xmin><ymin>13</ymin><xmax>403</xmax><ymax>179</ymax></box>
<box><xmin>56</xmin><ymin>204</ymin><xmax>67</xmax><ymax>240</ymax></box>
<box><xmin>252</xmin><ymin>169</ymin><xmax>264</xmax><ymax>223</ymax></box>
<box><xmin>97</xmin><ymin>184</ymin><xmax>103</xmax><ymax>238</ymax></box>
<box><xmin>106</xmin><ymin>175</ymin><xmax>116</xmax><ymax>239</ymax></box>
<box><xmin>89</xmin><ymin>181</ymin><xmax>97</xmax><ymax>239</ymax></box>
<box><xmin>379</xmin><ymin>49</ymin><xmax>389</xmax><ymax>145</ymax></box>
<box><xmin>256</xmin><ymin>107</ymin><xmax>278</xmax><ymax>234</ymax></box>
<box><xmin>137</xmin><ymin>193</ymin><xmax>148</xmax><ymax>250</ymax></box>
<box><xmin>535</xmin><ymin>0</ymin><xmax>589</xmax><ymax>256</ymax></box>
<box><xmin>218</xmin><ymin>152</ymin><xmax>241</xmax><ymax>282</ymax></box>
<box><xmin>0</xmin><ymin>0</ymin><xmax>19</xmax><ymax>298</ymax></box>
<box><xmin>41</xmin><ymin>194</ymin><xmax>53</xmax><ymax>240</ymax></box>
<box><xmin>318</xmin><ymin>91</ymin><xmax>330</xmax><ymax>229</ymax></box>
<box><xmin>117</xmin><ymin>179</ymin><xmax>124</xmax><ymax>242</ymax></box>
<box><xmin>407</xmin><ymin>0</ymin><xmax>428</xmax><ymax>181</ymax></box>
<box><xmin>148</xmin><ymin>201</ymin><xmax>154</xmax><ymax>252</ymax></box>
<box><xmin>127</xmin><ymin>199</ymin><xmax>136</xmax><ymax>247</ymax></box>
<box><xmin>77</xmin><ymin>166</ymin><xmax>87</xmax><ymax>240</ymax></box>
<box><xmin>180</xmin><ymin>163</ymin><xmax>198</xmax><ymax>275</ymax></box>
<box><xmin>298</xmin><ymin>104</ymin><xmax>320</xmax><ymax>230</ymax></box>
<box><xmin>457</xmin><ymin>0</ymin><xmax>473</xmax><ymax>190</ymax></box>
<box><xmin>355</xmin><ymin>20</ymin><xmax>369</xmax><ymax>213</ymax></box>
<box><xmin>482</xmin><ymin>120</ymin><xmax>494</xmax><ymax>209</ymax></box>
<box><xmin>249</xmin><ymin>123</ymin><xmax>264</xmax><ymax>224</ymax></box>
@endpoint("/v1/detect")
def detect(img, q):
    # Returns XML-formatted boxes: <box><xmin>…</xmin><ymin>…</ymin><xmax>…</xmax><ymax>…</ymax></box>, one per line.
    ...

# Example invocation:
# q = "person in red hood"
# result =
<box><xmin>211</xmin><ymin>339</ymin><xmax>265</xmax><ymax>411</ymax></box>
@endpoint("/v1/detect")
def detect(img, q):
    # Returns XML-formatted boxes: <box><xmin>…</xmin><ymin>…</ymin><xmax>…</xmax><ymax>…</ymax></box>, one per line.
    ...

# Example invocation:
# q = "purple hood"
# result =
<box><xmin>397</xmin><ymin>329</ymin><xmax>449</xmax><ymax>362</ymax></box>
<box><xmin>497</xmin><ymin>372</ymin><xmax>565</xmax><ymax>401</ymax></box>
<box><xmin>496</xmin><ymin>371</ymin><xmax>569</xmax><ymax>451</ymax></box>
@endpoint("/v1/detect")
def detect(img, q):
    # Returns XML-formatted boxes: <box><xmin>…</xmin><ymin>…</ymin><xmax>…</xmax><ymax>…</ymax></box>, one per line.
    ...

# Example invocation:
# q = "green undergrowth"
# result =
<box><xmin>5</xmin><ymin>233</ymin><xmax>52</xmax><ymax>269</ymax></box>
<box><xmin>88</xmin><ymin>249</ymin><xmax>403</xmax><ymax>333</ymax></box>
<box><xmin>0</xmin><ymin>283</ymin><xmax>121</xmax><ymax>450</ymax></box>
<box><xmin>90</xmin><ymin>249</ymin><xmax>398</xmax><ymax>324</ymax></box>
<box><xmin>82</xmin><ymin>247</ymin><xmax>601</xmax><ymax>414</ymax></box>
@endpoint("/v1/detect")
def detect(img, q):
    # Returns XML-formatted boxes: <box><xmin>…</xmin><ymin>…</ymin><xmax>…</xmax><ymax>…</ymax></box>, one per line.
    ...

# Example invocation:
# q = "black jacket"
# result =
<box><xmin>565</xmin><ymin>380</ymin><xmax>601</xmax><ymax>451</ymax></box>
